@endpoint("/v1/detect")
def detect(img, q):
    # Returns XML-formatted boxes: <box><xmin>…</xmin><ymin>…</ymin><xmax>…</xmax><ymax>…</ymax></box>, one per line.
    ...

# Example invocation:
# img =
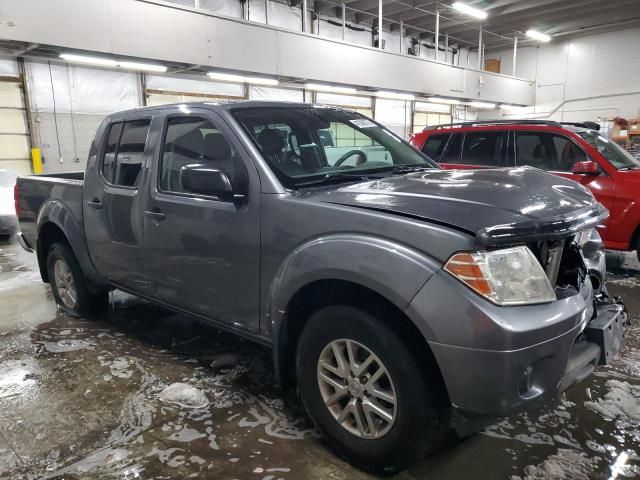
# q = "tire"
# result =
<box><xmin>296</xmin><ymin>305</ymin><xmax>450</xmax><ymax>474</ymax></box>
<box><xmin>46</xmin><ymin>242</ymin><xmax>108</xmax><ymax>317</ymax></box>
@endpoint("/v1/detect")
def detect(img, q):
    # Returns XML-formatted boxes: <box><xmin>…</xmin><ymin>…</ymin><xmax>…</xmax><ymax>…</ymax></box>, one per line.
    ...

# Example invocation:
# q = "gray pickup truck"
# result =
<box><xmin>15</xmin><ymin>102</ymin><xmax>627</xmax><ymax>473</ymax></box>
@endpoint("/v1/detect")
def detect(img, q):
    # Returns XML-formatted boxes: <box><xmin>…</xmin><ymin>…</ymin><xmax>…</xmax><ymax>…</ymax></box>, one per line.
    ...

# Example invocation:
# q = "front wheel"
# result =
<box><xmin>47</xmin><ymin>242</ymin><xmax>108</xmax><ymax>317</ymax></box>
<box><xmin>296</xmin><ymin>305</ymin><xmax>450</xmax><ymax>473</ymax></box>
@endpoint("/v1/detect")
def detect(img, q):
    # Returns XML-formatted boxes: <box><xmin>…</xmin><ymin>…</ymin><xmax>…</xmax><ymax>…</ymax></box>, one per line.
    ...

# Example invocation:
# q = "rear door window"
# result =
<box><xmin>460</xmin><ymin>131</ymin><xmax>506</xmax><ymax>167</ymax></box>
<box><xmin>102</xmin><ymin>119</ymin><xmax>151</xmax><ymax>187</ymax></box>
<box><xmin>439</xmin><ymin>133</ymin><xmax>463</xmax><ymax>164</ymax></box>
<box><xmin>421</xmin><ymin>133</ymin><xmax>451</xmax><ymax>161</ymax></box>
<box><xmin>515</xmin><ymin>131</ymin><xmax>588</xmax><ymax>172</ymax></box>
<box><xmin>114</xmin><ymin>119</ymin><xmax>151</xmax><ymax>187</ymax></box>
<box><xmin>102</xmin><ymin>122</ymin><xmax>123</xmax><ymax>184</ymax></box>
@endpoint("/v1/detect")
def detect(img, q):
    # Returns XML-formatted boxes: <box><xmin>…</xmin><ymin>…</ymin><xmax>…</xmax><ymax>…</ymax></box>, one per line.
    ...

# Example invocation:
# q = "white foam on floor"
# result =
<box><xmin>159</xmin><ymin>383</ymin><xmax>210</xmax><ymax>409</ymax></box>
<box><xmin>511</xmin><ymin>448</ymin><xmax>600</xmax><ymax>480</ymax></box>
<box><xmin>584</xmin><ymin>380</ymin><xmax>640</xmax><ymax>421</ymax></box>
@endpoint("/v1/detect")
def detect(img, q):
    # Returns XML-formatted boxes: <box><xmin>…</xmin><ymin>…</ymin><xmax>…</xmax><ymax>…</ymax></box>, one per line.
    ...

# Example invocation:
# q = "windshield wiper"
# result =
<box><xmin>293</xmin><ymin>171</ymin><xmax>372</xmax><ymax>188</ymax></box>
<box><xmin>390</xmin><ymin>165</ymin><xmax>434</xmax><ymax>174</ymax></box>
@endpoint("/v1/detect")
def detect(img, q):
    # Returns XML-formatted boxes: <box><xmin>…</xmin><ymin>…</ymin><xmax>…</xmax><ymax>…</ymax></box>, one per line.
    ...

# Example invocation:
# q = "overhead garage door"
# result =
<box><xmin>0</xmin><ymin>79</ymin><xmax>31</xmax><ymax>175</ymax></box>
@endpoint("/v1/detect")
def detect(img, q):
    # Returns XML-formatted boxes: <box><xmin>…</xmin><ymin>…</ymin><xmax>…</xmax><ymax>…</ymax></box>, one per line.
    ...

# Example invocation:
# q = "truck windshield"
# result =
<box><xmin>232</xmin><ymin>106</ymin><xmax>437</xmax><ymax>187</ymax></box>
<box><xmin>577</xmin><ymin>131</ymin><xmax>640</xmax><ymax>170</ymax></box>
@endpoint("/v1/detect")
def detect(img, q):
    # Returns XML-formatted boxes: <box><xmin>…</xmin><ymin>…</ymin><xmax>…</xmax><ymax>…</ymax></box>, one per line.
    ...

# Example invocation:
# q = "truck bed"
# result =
<box><xmin>16</xmin><ymin>171</ymin><xmax>85</xmax><ymax>249</ymax></box>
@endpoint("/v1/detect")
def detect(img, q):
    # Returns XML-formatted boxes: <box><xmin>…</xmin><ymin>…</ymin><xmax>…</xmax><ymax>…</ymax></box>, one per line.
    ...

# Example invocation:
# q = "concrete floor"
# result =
<box><xmin>0</xmin><ymin>241</ymin><xmax>639</xmax><ymax>480</ymax></box>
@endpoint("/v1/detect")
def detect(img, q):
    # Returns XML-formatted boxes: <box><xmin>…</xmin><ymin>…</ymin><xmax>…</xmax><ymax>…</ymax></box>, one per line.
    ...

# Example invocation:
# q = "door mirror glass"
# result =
<box><xmin>572</xmin><ymin>160</ymin><xmax>599</xmax><ymax>175</ymax></box>
<box><xmin>181</xmin><ymin>165</ymin><xmax>234</xmax><ymax>198</ymax></box>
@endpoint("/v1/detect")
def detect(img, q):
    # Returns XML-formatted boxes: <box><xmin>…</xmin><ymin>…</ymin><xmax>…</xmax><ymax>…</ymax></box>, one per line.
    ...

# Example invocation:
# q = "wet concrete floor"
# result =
<box><xmin>0</xmin><ymin>241</ymin><xmax>639</xmax><ymax>479</ymax></box>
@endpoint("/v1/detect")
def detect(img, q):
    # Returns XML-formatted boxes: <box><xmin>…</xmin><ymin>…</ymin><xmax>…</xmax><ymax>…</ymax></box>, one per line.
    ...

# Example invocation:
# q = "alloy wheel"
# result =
<box><xmin>316</xmin><ymin>338</ymin><xmax>397</xmax><ymax>439</ymax></box>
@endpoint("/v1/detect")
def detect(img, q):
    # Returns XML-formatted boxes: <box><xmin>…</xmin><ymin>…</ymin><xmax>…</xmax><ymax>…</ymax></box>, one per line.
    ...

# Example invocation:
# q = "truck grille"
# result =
<box><xmin>528</xmin><ymin>236</ymin><xmax>587</xmax><ymax>295</ymax></box>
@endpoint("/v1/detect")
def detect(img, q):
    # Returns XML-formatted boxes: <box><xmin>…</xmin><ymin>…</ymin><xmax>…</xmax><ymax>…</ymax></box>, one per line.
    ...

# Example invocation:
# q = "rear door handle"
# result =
<box><xmin>87</xmin><ymin>199</ymin><xmax>103</xmax><ymax>210</ymax></box>
<box><xmin>144</xmin><ymin>210</ymin><xmax>166</xmax><ymax>221</ymax></box>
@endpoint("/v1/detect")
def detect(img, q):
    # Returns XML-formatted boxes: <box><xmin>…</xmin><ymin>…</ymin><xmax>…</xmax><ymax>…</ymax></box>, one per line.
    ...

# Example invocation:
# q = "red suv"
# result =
<box><xmin>410</xmin><ymin>120</ymin><xmax>640</xmax><ymax>260</ymax></box>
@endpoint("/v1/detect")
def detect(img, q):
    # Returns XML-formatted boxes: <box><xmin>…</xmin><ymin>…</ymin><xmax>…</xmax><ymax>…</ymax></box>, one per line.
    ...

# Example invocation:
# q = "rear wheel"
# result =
<box><xmin>296</xmin><ymin>305</ymin><xmax>450</xmax><ymax>474</ymax></box>
<box><xmin>46</xmin><ymin>242</ymin><xmax>108</xmax><ymax>317</ymax></box>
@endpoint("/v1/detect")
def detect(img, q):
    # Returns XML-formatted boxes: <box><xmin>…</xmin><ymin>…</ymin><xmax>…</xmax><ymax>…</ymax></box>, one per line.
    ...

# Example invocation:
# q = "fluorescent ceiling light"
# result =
<box><xmin>60</xmin><ymin>54</ymin><xmax>168</xmax><ymax>72</ymax></box>
<box><xmin>377</xmin><ymin>91</ymin><xmax>415</xmax><ymax>100</ymax></box>
<box><xmin>428</xmin><ymin>97</ymin><xmax>460</xmax><ymax>105</ymax></box>
<box><xmin>451</xmin><ymin>2</ymin><xmax>488</xmax><ymax>20</ymax></box>
<box><xmin>526</xmin><ymin>29</ymin><xmax>551</xmax><ymax>42</ymax></box>
<box><xmin>118</xmin><ymin>61</ymin><xmax>167</xmax><ymax>73</ymax></box>
<box><xmin>59</xmin><ymin>53</ymin><xmax>118</xmax><ymax>67</ymax></box>
<box><xmin>208</xmin><ymin>71</ymin><xmax>279</xmax><ymax>86</ymax></box>
<box><xmin>500</xmin><ymin>104</ymin><xmax>526</xmax><ymax>110</ymax></box>
<box><xmin>305</xmin><ymin>83</ymin><xmax>358</xmax><ymax>94</ymax></box>
<box><xmin>468</xmin><ymin>101</ymin><xmax>496</xmax><ymax>109</ymax></box>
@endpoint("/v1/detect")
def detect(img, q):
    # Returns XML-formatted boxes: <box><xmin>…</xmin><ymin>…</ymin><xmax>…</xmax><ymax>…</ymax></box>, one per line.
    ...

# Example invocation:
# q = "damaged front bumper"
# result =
<box><xmin>409</xmin><ymin>270</ymin><xmax>628</xmax><ymax>430</ymax></box>
<box><xmin>559</xmin><ymin>294</ymin><xmax>628</xmax><ymax>393</ymax></box>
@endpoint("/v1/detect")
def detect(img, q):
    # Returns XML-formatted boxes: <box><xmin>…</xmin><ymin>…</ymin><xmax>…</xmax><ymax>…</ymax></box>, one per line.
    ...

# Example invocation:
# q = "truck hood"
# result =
<box><xmin>305</xmin><ymin>167</ymin><xmax>608</xmax><ymax>247</ymax></box>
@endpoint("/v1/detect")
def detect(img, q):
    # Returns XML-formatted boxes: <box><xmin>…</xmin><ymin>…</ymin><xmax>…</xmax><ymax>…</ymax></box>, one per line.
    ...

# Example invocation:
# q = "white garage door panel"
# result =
<box><xmin>0</xmin><ymin>79</ymin><xmax>30</xmax><ymax>174</ymax></box>
<box><xmin>0</xmin><ymin>159</ymin><xmax>31</xmax><ymax>175</ymax></box>
<box><xmin>0</xmin><ymin>134</ymin><xmax>29</xmax><ymax>159</ymax></box>
<box><xmin>0</xmin><ymin>83</ymin><xmax>23</xmax><ymax>108</ymax></box>
<box><xmin>37</xmin><ymin>113</ymin><xmax>104</xmax><ymax>173</ymax></box>
<box><xmin>0</xmin><ymin>110</ymin><xmax>27</xmax><ymax>133</ymax></box>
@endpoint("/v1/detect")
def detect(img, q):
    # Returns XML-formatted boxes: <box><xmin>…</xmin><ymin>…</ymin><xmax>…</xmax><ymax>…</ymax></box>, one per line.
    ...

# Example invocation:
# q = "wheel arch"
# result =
<box><xmin>273</xmin><ymin>278</ymin><xmax>445</xmax><ymax>395</ymax></box>
<box><xmin>37</xmin><ymin>221</ymin><xmax>70</xmax><ymax>282</ymax></box>
<box><xmin>631</xmin><ymin>223</ymin><xmax>640</xmax><ymax>252</ymax></box>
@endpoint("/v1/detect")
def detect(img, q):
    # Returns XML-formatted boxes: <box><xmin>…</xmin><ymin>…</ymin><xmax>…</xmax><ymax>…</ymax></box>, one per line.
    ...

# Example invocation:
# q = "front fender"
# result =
<box><xmin>36</xmin><ymin>199</ymin><xmax>104</xmax><ymax>288</ymax></box>
<box><xmin>269</xmin><ymin>235</ymin><xmax>440</xmax><ymax>330</ymax></box>
<box><xmin>267</xmin><ymin>234</ymin><xmax>440</xmax><ymax>384</ymax></box>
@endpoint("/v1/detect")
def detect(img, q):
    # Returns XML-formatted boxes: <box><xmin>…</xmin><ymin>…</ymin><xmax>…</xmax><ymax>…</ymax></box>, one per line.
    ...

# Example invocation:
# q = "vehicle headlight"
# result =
<box><xmin>444</xmin><ymin>246</ymin><xmax>556</xmax><ymax>306</ymax></box>
<box><xmin>576</xmin><ymin>227</ymin><xmax>602</xmax><ymax>250</ymax></box>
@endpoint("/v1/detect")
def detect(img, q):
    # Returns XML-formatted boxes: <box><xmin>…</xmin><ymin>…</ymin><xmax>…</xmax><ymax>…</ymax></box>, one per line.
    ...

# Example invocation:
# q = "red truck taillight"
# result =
<box><xmin>13</xmin><ymin>183</ymin><xmax>20</xmax><ymax>216</ymax></box>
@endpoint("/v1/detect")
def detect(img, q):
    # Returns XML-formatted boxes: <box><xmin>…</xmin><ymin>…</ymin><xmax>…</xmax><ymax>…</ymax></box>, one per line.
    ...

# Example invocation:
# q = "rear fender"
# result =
<box><xmin>36</xmin><ymin>199</ymin><xmax>105</xmax><ymax>289</ymax></box>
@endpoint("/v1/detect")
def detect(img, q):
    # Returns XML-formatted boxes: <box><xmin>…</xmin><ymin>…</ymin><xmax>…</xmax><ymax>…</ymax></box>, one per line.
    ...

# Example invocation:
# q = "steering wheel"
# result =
<box><xmin>334</xmin><ymin>149</ymin><xmax>367</xmax><ymax>167</ymax></box>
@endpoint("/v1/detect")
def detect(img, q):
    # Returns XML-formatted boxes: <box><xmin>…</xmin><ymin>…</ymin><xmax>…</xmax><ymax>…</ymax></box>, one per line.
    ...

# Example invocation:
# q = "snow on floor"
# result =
<box><xmin>159</xmin><ymin>383</ymin><xmax>210</xmax><ymax>409</ymax></box>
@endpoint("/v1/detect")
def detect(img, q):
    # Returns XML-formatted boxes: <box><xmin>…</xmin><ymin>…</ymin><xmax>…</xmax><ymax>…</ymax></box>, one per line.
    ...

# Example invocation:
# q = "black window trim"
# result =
<box><xmin>156</xmin><ymin>111</ymin><xmax>237</xmax><ymax>203</ymax></box>
<box><xmin>99</xmin><ymin>116</ymin><xmax>151</xmax><ymax>190</ymax></box>
<box><xmin>422</xmin><ymin>132</ymin><xmax>451</xmax><ymax>161</ymax></box>
<box><xmin>440</xmin><ymin>132</ymin><xmax>463</xmax><ymax>164</ymax></box>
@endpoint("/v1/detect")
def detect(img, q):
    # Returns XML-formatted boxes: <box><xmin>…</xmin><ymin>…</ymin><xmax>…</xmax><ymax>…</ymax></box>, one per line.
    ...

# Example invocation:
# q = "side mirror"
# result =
<box><xmin>572</xmin><ymin>160</ymin><xmax>599</xmax><ymax>175</ymax></box>
<box><xmin>181</xmin><ymin>164</ymin><xmax>234</xmax><ymax>199</ymax></box>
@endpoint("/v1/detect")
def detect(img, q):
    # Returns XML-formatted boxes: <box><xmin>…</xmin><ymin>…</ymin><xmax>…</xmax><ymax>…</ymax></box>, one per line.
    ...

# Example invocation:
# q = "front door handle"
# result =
<box><xmin>144</xmin><ymin>209</ymin><xmax>166</xmax><ymax>221</ymax></box>
<box><xmin>87</xmin><ymin>199</ymin><xmax>103</xmax><ymax>210</ymax></box>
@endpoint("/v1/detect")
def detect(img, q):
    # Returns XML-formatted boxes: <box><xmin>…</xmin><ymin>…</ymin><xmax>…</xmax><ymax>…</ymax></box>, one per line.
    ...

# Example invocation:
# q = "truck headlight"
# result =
<box><xmin>444</xmin><ymin>246</ymin><xmax>556</xmax><ymax>306</ymax></box>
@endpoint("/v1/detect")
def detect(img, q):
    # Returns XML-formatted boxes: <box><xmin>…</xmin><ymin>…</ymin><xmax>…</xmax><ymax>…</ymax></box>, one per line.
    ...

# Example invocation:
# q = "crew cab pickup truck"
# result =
<box><xmin>410</xmin><ymin>120</ymin><xmax>640</xmax><ymax>261</ymax></box>
<box><xmin>15</xmin><ymin>102</ymin><xmax>627</xmax><ymax>473</ymax></box>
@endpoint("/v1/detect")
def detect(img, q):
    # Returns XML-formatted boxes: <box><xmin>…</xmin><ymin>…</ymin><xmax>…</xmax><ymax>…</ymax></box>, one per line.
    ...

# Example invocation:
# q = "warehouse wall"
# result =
<box><xmin>486</xmin><ymin>27</ymin><xmax>640</xmax><ymax>121</ymax></box>
<box><xmin>1</xmin><ymin>0</ymin><xmax>533</xmax><ymax>105</ymax></box>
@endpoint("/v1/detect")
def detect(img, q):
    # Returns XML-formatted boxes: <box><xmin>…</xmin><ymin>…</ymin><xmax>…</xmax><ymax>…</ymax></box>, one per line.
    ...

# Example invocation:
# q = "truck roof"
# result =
<box><xmin>105</xmin><ymin>100</ymin><xmax>351</xmax><ymax>119</ymax></box>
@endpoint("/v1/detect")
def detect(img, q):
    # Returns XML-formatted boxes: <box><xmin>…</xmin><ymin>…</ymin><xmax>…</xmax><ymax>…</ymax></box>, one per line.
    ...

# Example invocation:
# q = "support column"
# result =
<box><xmin>477</xmin><ymin>24</ymin><xmax>483</xmax><ymax>70</ymax></box>
<box><xmin>512</xmin><ymin>36</ymin><xmax>518</xmax><ymax>76</ymax></box>
<box><xmin>265</xmin><ymin>0</ymin><xmax>269</xmax><ymax>24</ymax></box>
<box><xmin>445</xmin><ymin>33</ymin><xmax>449</xmax><ymax>63</ymax></box>
<box><xmin>435</xmin><ymin>10</ymin><xmax>440</xmax><ymax>61</ymax></box>
<box><xmin>378</xmin><ymin>0</ymin><xmax>382</xmax><ymax>49</ymax></box>
<box><xmin>302</xmin><ymin>0</ymin><xmax>307</xmax><ymax>32</ymax></box>
<box><xmin>342</xmin><ymin>2</ymin><xmax>346</xmax><ymax>40</ymax></box>
<box><xmin>399</xmin><ymin>20</ymin><xmax>404</xmax><ymax>54</ymax></box>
